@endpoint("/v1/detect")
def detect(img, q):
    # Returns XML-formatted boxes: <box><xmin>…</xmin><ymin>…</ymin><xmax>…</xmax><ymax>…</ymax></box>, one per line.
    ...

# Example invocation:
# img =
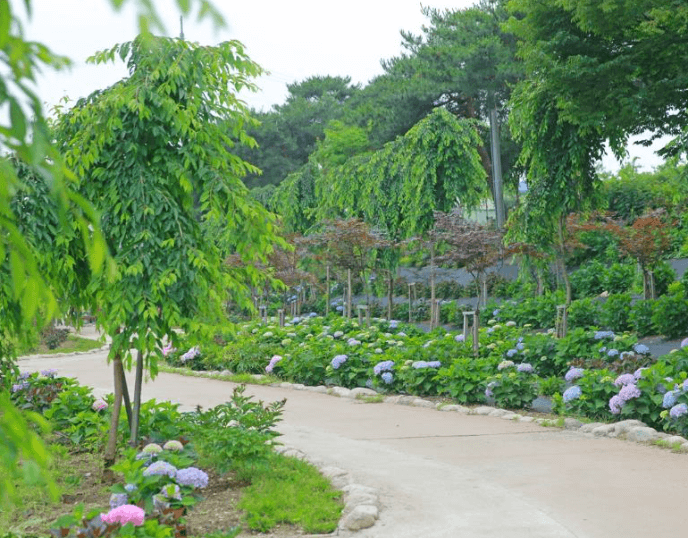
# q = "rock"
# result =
<box><xmin>330</xmin><ymin>387</ymin><xmax>352</xmax><ymax>398</ymax></box>
<box><xmin>340</xmin><ymin>505</ymin><xmax>379</xmax><ymax>531</ymax></box>
<box><xmin>499</xmin><ymin>413</ymin><xmax>517</xmax><ymax>420</ymax></box>
<box><xmin>679</xmin><ymin>443</ymin><xmax>688</xmax><ymax>453</ymax></box>
<box><xmin>592</xmin><ymin>424</ymin><xmax>616</xmax><ymax>437</ymax></box>
<box><xmin>663</xmin><ymin>435</ymin><xmax>686</xmax><ymax>446</ymax></box>
<box><xmin>308</xmin><ymin>385</ymin><xmax>329</xmax><ymax>393</ymax></box>
<box><xmin>412</xmin><ymin>398</ymin><xmax>435</xmax><ymax>408</ymax></box>
<box><xmin>520</xmin><ymin>416</ymin><xmax>535</xmax><ymax>423</ymax></box>
<box><xmin>488</xmin><ymin>409</ymin><xmax>510</xmax><ymax>417</ymax></box>
<box><xmin>473</xmin><ymin>406</ymin><xmax>497</xmax><ymax>415</ymax></box>
<box><xmin>251</xmin><ymin>373</ymin><xmax>263</xmax><ymax>379</ymax></box>
<box><xmin>344</xmin><ymin>492</ymin><xmax>378</xmax><ymax>508</ymax></box>
<box><xmin>383</xmin><ymin>395</ymin><xmax>403</xmax><ymax>404</ymax></box>
<box><xmin>579</xmin><ymin>422</ymin><xmax>605</xmax><ymax>433</ymax></box>
<box><xmin>220</xmin><ymin>370</ymin><xmax>232</xmax><ymax>376</ymax></box>
<box><xmin>342</xmin><ymin>484</ymin><xmax>377</xmax><ymax>496</ymax></box>
<box><xmin>439</xmin><ymin>404</ymin><xmax>469</xmax><ymax>413</ymax></box>
<box><xmin>564</xmin><ymin>418</ymin><xmax>583</xmax><ymax>430</ymax></box>
<box><xmin>279</xmin><ymin>382</ymin><xmax>292</xmax><ymax>389</ymax></box>
<box><xmin>613</xmin><ymin>419</ymin><xmax>647</xmax><ymax>434</ymax></box>
<box><xmin>350</xmin><ymin>387</ymin><xmax>378</xmax><ymax>398</ymax></box>
<box><xmin>626</xmin><ymin>426</ymin><xmax>658</xmax><ymax>443</ymax></box>
<box><xmin>291</xmin><ymin>383</ymin><xmax>306</xmax><ymax>390</ymax></box>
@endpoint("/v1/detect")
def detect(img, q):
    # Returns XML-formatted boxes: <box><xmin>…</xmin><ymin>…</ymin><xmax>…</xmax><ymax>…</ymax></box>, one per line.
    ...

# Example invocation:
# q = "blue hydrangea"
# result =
<box><xmin>609</xmin><ymin>395</ymin><xmax>624</xmax><ymax>415</ymax></box>
<box><xmin>454</xmin><ymin>334</ymin><xmax>465</xmax><ymax>342</ymax></box>
<box><xmin>599</xmin><ymin>347</ymin><xmax>607</xmax><ymax>354</ymax></box>
<box><xmin>381</xmin><ymin>372</ymin><xmax>393</xmax><ymax>385</ymax></box>
<box><xmin>373</xmin><ymin>360</ymin><xmax>394</xmax><ymax>375</ymax></box>
<box><xmin>562</xmin><ymin>386</ymin><xmax>582</xmax><ymax>402</ymax></box>
<box><xmin>517</xmin><ymin>363</ymin><xmax>534</xmax><ymax>374</ymax></box>
<box><xmin>389</xmin><ymin>320</ymin><xmax>399</xmax><ymax>329</ymax></box>
<box><xmin>331</xmin><ymin>354</ymin><xmax>348</xmax><ymax>369</ymax></box>
<box><xmin>124</xmin><ymin>483</ymin><xmax>137</xmax><ymax>493</ymax></box>
<box><xmin>683</xmin><ymin>379</ymin><xmax>688</xmax><ymax>392</ymax></box>
<box><xmin>663</xmin><ymin>391</ymin><xmax>678</xmax><ymax>408</ymax></box>
<box><xmin>143</xmin><ymin>461</ymin><xmax>177</xmax><ymax>478</ymax></box>
<box><xmin>670</xmin><ymin>403</ymin><xmax>688</xmax><ymax>419</ymax></box>
<box><xmin>516</xmin><ymin>342</ymin><xmax>525</xmax><ymax>351</ymax></box>
<box><xmin>607</xmin><ymin>349</ymin><xmax>620</xmax><ymax>358</ymax></box>
<box><xmin>633</xmin><ymin>344</ymin><xmax>650</xmax><ymax>355</ymax></box>
<box><xmin>614</xmin><ymin>373</ymin><xmax>635</xmax><ymax>387</ymax></box>
<box><xmin>564</xmin><ymin>367</ymin><xmax>584</xmax><ymax>383</ymax></box>
<box><xmin>109</xmin><ymin>493</ymin><xmax>128</xmax><ymax>509</ymax></box>
<box><xmin>618</xmin><ymin>384</ymin><xmax>641</xmax><ymax>402</ymax></box>
<box><xmin>594</xmin><ymin>330</ymin><xmax>615</xmax><ymax>340</ymax></box>
<box><xmin>412</xmin><ymin>361</ymin><xmax>440</xmax><ymax>369</ymax></box>
<box><xmin>506</xmin><ymin>348</ymin><xmax>518</xmax><ymax>358</ymax></box>
<box><xmin>175</xmin><ymin>467</ymin><xmax>209</xmax><ymax>489</ymax></box>
<box><xmin>493</xmin><ymin>309</ymin><xmax>500</xmax><ymax>317</ymax></box>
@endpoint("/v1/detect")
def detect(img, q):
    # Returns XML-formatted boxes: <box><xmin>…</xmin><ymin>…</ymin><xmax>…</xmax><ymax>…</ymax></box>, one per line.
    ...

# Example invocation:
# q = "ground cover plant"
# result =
<box><xmin>2</xmin><ymin>371</ymin><xmax>343</xmax><ymax>537</ymax></box>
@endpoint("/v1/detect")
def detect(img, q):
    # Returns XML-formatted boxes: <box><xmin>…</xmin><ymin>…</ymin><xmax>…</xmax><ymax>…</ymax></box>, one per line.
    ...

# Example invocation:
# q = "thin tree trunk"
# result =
<box><xmin>325</xmin><ymin>266</ymin><xmax>330</xmax><ymax>316</ymax></box>
<box><xmin>104</xmin><ymin>351</ymin><xmax>123</xmax><ymax>468</ymax></box>
<box><xmin>129</xmin><ymin>349</ymin><xmax>144</xmax><ymax>447</ymax></box>
<box><xmin>387</xmin><ymin>272</ymin><xmax>393</xmax><ymax>321</ymax></box>
<box><xmin>117</xmin><ymin>359</ymin><xmax>132</xmax><ymax>430</ymax></box>
<box><xmin>347</xmin><ymin>269</ymin><xmax>352</xmax><ymax>318</ymax></box>
<box><xmin>557</xmin><ymin>216</ymin><xmax>572</xmax><ymax>304</ymax></box>
<box><xmin>430</xmin><ymin>245</ymin><xmax>436</xmax><ymax>328</ymax></box>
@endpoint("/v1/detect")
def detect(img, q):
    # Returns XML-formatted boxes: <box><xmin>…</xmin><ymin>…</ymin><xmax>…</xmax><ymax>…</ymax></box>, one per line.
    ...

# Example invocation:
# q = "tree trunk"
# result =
<box><xmin>129</xmin><ymin>349</ymin><xmax>144</xmax><ymax>447</ymax></box>
<box><xmin>489</xmin><ymin>106</ymin><xmax>505</xmax><ymax>228</ymax></box>
<box><xmin>430</xmin><ymin>245</ymin><xmax>436</xmax><ymax>328</ymax></box>
<box><xmin>557</xmin><ymin>216</ymin><xmax>572</xmax><ymax>304</ymax></box>
<box><xmin>325</xmin><ymin>266</ymin><xmax>330</xmax><ymax>316</ymax></box>
<box><xmin>346</xmin><ymin>269</ymin><xmax>352</xmax><ymax>318</ymax></box>
<box><xmin>117</xmin><ymin>359</ymin><xmax>132</xmax><ymax>430</ymax></box>
<box><xmin>387</xmin><ymin>272</ymin><xmax>393</xmax><ymax>321</ymax></box>
<box><xmin>104</xmin><ymin>352</ymin><xmax>123</xmax><ymax>468</ymax></box>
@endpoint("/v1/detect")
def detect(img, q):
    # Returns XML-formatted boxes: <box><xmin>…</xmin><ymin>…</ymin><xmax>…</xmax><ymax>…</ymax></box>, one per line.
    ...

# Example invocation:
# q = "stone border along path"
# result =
<box><xmin>20</xmin><ymin>346</ymin><xmax>688</xmax><ymax>538</ymax></box>
<box><xmin>169</xmin><ymin>367</ymin><xmax>688</xmax><ymax>534</ymax></box>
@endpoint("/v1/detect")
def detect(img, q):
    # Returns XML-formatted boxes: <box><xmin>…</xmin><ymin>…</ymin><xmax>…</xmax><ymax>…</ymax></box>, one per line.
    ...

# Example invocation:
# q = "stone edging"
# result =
<box><xmin>121</xmin><ymin>367</ymin><xmax>688</xmax><ymax>533</ymax></box>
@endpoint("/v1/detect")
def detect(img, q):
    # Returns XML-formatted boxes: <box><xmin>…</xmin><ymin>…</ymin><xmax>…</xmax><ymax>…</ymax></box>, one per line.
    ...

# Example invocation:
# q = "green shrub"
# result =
<box><xmin>652</xmin><ymin>293</ymin><xmax>688</xmax><ymax>339</ymax></box>
<box><xmin>651</xmin><ymin>261</ymin><xmax>677</xmax><ymax>297</ymax></box>
<box><xmin>486</xmin><ymin>368</ymin><xmax>538</xmax><ymax>409</ymax></box>
<box><xmin>570</xmin><ymin>260</ymin><xmax>607</xmax><ymax>299</ymax></box>
<box><xmin>567</xmin><ymin>298</ymin><xmax>601</xmax><ymax>329</ymax></box>
<box><xmin>603</xmin><ymin>262</ymin><xmax>635</xmax><ymax>294</ymax></box>
<box><xmin>600</xmin><ymin>293</ymin><xmax>632</xmax><ymax>333</ymax></box>
<box><xmin>436</xmin><ymin>357</ymin><xmax>498</xmax><ymax>404</ymax></box>
<box><xmin>629</xmin><ymin>299</ymin><xmax>656</xmax><ymax>337</ymax></box>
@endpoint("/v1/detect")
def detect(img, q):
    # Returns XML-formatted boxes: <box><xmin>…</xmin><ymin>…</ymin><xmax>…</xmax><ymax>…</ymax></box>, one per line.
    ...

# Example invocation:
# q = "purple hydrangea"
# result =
<box><xmin>517</xmin><ymin>363</ymin><xmax>534</xmax><ymax>374</ymax></box>
<box><xmin>455</xmin><ymin>334</ymin><xmax>465</xmax><ymax>342</ymax></box>
<box><xmin>564</xmin><ymin>367</ymin><xmax>585</xmax><ymax>383</ymax></box>
<box><xmin>633</xmin><ymin>368</ymin><xmax>646</xmax><ymax>381</ymax></box>
<box><xmin>681</xmin><ymin>337</ymin><xmax>688</xmax><ymax>348</ymax></box>
<box><xmin>614</xmin><ymin>373</ymin><xmax>636</xmax><ymax>387</ymax></box>
<box><xmin>347</xmin><ymin>338</ymin><xmax>361</xmax><ymax>346</ymax></box>
<box><xmin>663</xmin><ymin>391</ymin><xmax>678</xmax><ymax>408</ymax></box>
<box><xmin>331</xmin><ymin>354</ymin><xmax>348</xmax><ymax>369</ymax></box>
<box><xmin>160</xmin><ymin>484</ymin><xmax>182</xmax><ymax>500</ymax></box>
<box><xmin>618</xmin><ymin>384</ymin><xmax>641</xmax><ymax>402</ymax></box>
<box><xmin>373</xmin><ymin>360</ymin><xmax>394</xmax><ymax>375</ymax></box>
<box><xmin>609</xmin><ymin>395</ymin><xmax>625</xmax><ymax>415</ymax></box>
<box><xmin>670</xmin><ymin>403</ymin><xmax>688</xmax><ymax>419</ymax></box>
<box><xmin>142</xmin><ymin>461</ymin><xmax>177</xmax><ymax>478</ymax></box>
<box><xmin>18</xmin><ymin>372</ymin><xmax>31</xmax><ymax>380</ymax></box>
<box><xmin>265</xmin><ymin>355</ymin><xmax>283</xmax><ymax>373</ymax></box>
<box><xmin>12</xmin><ymin>383</ymin><xmax>28</xmax><ymax>393</ymax></box>
<box><xmin>41</xmin><ymin>369</ymin><xmax>58</xmax><ymax>377</ymax></box>
<box><xmin>109</xmin><ymin>493</ymin><xmax>129</xmax><ymax>509</ymax></box>
<box><xmin>562</xmin><ymin>386</ymin><xmax>582</xmax><ymax>402</ymax></box>
<box><xmin>181</xmin><ymin>346</ymin><xmax>201</xmax><ymax>363</ymax></box>
<box><xmin>175</xmin><ymin>467</ymin><xmax>209</xmax><ymax>489</ymax></box>
<box><xmin>381</xmin><ymin>372</ymin><xmax>394</xmax><ymax>385</ymax></box>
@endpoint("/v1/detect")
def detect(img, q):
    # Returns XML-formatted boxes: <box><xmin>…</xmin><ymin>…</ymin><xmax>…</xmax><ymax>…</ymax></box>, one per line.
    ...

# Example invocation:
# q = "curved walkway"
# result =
<box><xmin>19</xmin><ymin>349</ymin><xmax>688</xmax><ymax>538</ymax></box>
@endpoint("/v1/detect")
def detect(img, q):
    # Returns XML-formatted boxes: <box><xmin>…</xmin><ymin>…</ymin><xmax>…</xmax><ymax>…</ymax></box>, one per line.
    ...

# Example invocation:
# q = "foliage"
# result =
<box><xmin>486</xmin><ymin>368</ymin><xmax>538</xmax><ymax>409</ymax></box>
<box><xmin>599</xmin><ymin>293</ymin><xmax>632</xmax><ymax>333</ymax></box>
<box><xmin>555</xmin><ymin>368</ymin><xmax>617</xmax><ymax>420</ymax></box>
<box><xmin>651</xmin><ymin>294</ymin><xmax>688</xmax><ymax>340</ymax></box>
<box><xmin>567</xmin><ymin>298</ymin><xmax>601</xmax><ymax>330</ymax></box>
<box><xmin>436</xmin><ymin>357</ymin><xmax>498</xmax><ymax>404</ymax></box>
<box><xmin>183</xmin><ymin>386</ymin><xmax>285</xmax><ymax>474</ymax></box>
<box><xmin>629</xmin><ymin>300</ymin><xmax>657</xmax><ymax>338</ymax></box>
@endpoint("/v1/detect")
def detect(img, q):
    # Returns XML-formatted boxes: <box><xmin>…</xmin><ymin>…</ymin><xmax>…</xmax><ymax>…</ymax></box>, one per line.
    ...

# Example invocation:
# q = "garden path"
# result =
<box><xmin>18</xmin><ymin>348</ymin><xmax>688</xmax><ymax>538</ymax></box>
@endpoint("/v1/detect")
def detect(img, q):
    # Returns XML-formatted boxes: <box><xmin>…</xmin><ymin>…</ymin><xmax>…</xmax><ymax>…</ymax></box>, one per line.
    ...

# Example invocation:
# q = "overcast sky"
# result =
<box><xmin>21</xmin><ymin>0</ymin><xmax>667</xmax><ymax>172</ymax></box>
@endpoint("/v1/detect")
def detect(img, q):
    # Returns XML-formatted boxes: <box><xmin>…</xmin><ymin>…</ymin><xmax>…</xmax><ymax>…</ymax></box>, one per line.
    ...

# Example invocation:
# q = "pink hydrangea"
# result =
<box><xmin>92</xmin><ymin>399</ymin><xmax>108</xmax><ymax>412</ymax></box>
<box><xmin>101</xmin><ymin>505</ymin><xmax>145</xmax><ymax>526</ymax></box>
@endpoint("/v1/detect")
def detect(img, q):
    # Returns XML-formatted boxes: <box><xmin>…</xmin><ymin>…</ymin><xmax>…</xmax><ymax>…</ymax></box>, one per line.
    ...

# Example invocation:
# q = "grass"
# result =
<box><xmin>20</xmin><ymin>335</ymin><xmax>104</xmax><ymax>356</ymax></box>
<box><xmin>237</xmin><ymin>453</ymin><xmax>344</xmax><ymax>534</ymax></box>
<box><xmin>157</xmin><ymin>364</ymin><xmax>280</xmax><ymax>385</ymax></box>
<box><xmin>652</xmin><ymin>439</ymin><xmax>684</xmax><ymax>452</ymax></box>
<box><xmin>355</xmin><ymin>393</ymin><xmax>384</xmax><ymax>403</ymax></box>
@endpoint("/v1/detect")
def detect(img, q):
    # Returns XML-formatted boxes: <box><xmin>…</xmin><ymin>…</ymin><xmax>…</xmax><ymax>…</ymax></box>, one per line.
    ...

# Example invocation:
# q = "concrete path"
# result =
<box><xmin>19</xmin><ymin>350</ymin><xmax>688</xmax><ymax>538</ymax></box>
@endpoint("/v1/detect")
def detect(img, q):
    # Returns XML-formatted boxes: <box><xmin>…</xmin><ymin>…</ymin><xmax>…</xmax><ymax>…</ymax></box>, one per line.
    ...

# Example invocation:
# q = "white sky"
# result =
<box><xmin>19</xmin><ymin>0</ymin><xmax>668</xmax><ymax>172</ymax></box>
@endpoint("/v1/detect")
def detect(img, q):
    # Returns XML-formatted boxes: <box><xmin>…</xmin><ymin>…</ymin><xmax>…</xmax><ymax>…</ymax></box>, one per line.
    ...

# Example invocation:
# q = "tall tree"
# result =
<box><xmin>54</xmin><ymin>34</ymin><xmax>281</xmax><ymax>462</ymax></box>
